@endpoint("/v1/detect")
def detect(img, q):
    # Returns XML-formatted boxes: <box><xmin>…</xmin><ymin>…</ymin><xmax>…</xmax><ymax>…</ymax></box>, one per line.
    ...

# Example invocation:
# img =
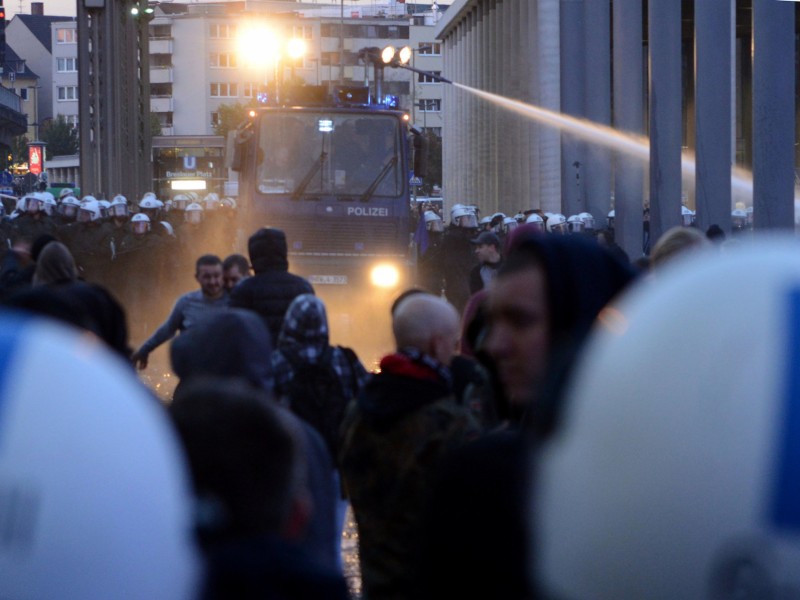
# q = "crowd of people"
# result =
<box><xmin>0</xmin><ymin>191</ymin><xmax>794</xmax><ymax>599</ymax></box>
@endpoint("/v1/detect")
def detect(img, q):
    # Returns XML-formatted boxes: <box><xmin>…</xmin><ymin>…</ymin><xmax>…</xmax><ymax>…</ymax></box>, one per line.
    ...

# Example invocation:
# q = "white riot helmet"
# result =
<box><xmin>77</xmin><ymin>198</ymin><xmax>102</xmax><ymax>223</ymax></box>
<box><xmin>478</xmin><ymin>216</ymin><xmax>492</xmax><ymax>228</ymax></box>
<box><xmin>424</xmin><ymin>210</ymin><xmax>444</xmax><ymax>233</ymax></box>
<box><xmin>451</xmin><ymin>205</ymin><xmax>478</xmax><ymax>229</ymax></box>
<box><xmin>221</xmin><ymin>197</ymin><xmax>237</xmax><ymax>210</ymax></box>
<box><xmin>0</xmin><ymin>314</ymin><xmax>200</xmax><ymax>599</ymax></box>
<box><xmin>41</xmin><ymin>191</ymin><xmax>56</xmax><ymax>206</ymax></box>
<box><xmin>58</xmin><ymin>187</ymin><xmax>74</xmax><ymax>200</ymax></box>
<box><xmin>607</xmin><ymin>209</ymin><xmax>616</xmax><ymax>229</ymax></box>
<box><xmin>109</xmin><ymin>196</ymin><xmax>129</xmax><ymax>219</ymax></box>
<box><xmin>58</xmin><ymin>195</ymin><xmax>81</xmax><ymax>220</ymax></box>
<box><xmin>681</xmin><ymin>205</ymin><xmax>696</xmax><ymax>227</ymax></box>
<box><xmin>567</xmin><ymin>215</ymin><xmax>584</xmax><ymax>233</ymax></box>
<box><xmin>40</xmin><ymin>194</ymin><xmax>57</xmax><ymax>216</ymax></box>
<box><xmin>139</xmin><ymin>196</ymin><xmax>161</xmax><ymax>221</ymax></box>
<box><xmin>203</xmin><ymin>192</ymin><xmax>221</xmax><ymax>211</ymax></box>
<box><xmin>525</xmin><ymin>213</ymin><xmax>545</xmax><ymax>232</ymax></box>
<box><xmin>503</xmin><ymin>216</ymin><xmax>519</xmax><ymax>234</ymax></box>
<box><xmin>534</xmin><ymin>238</ymin><xmax>800</xmax><ymax>599</ymax></box>
<box><xmin>97</xmin><ymin>199</ymin><xmax>111</xmax><ymax>219</ymax></box>
<box><xmin>546</xmin><ymin>213</ymin><xmax>568</xmax><ymax>234</ymax></box>
<box><xmin>184</xmin><ymin>202</ymin><xmax>204</xmax><ymax>225</ymax></box>
<box><xmin>578</xmin><ymin>212</ymin><xmax>595</xmax><ymax>231</ymax></box>
<box><xmin>22</xmin><ymin>193</ymin><xmax>44</xmax><ymax>214</ymax></box>
<box><xmin>171</xmin><ymin>193</ymin><xmax>191</xmax><ymax>212</ymax></box>
<box><xmin>131</xmin><ymin>212</ymin><xmax>151</xmax><ymax>234</ymax></box>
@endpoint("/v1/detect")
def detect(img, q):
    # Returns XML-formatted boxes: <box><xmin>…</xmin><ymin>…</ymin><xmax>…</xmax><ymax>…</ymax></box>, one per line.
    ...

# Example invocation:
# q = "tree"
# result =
<box><xmin>9</xmin><ymin>135</ymin><xmax>29</xmax><ymax>167</ymax></box>
<box><xmin>213</xmin><ymin>102</ymin><xmax>250</xmax><ymax>139</ymax></box>
<box><xmin>150</xmin><ymin>113</ymin><xmax>163</xmax><ymax>137</ymax></box>
<box><xmin>421</xmin><ymin>130</ymin><xmax>442</xmax><ymax>195</ymax></box>
<box><xmin>40</xmin><ymin>116</ymin><xmax>79</xmax><ymax>158</ymax></box>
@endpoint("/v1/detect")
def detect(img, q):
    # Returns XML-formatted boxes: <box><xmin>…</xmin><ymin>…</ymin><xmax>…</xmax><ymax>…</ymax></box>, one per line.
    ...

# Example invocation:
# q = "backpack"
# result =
<box><xmin>285</xmin><ymin>346</ymin><xmax>359</xmax><ymax>461</ymax></box>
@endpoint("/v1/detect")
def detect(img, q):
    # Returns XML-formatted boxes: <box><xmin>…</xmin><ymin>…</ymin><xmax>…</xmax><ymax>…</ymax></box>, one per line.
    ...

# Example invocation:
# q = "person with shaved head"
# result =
<box><xmin>339</xmin><ymin>292</ymin><xmax>480</xmax><ymax>600</ymax></box>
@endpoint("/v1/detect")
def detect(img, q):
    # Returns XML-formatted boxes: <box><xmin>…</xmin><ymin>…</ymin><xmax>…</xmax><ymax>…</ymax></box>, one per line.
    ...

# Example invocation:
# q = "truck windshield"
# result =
<box><xmin>256</xmin><ymin>113</ymin><xmax>402</xmax><ymax>198</ymax></box>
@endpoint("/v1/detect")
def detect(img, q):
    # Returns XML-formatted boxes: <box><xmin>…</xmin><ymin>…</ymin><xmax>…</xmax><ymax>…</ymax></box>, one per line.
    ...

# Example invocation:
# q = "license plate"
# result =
<box><xmin>308</xmin><ymin>275</ymin><xmax>348</xmax><ymax>285</ymax></box>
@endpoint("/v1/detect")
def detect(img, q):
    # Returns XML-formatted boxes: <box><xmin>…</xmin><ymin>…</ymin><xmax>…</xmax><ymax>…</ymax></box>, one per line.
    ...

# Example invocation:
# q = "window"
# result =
<box><xmin>56</xmin><ymin>28</ymin><xmax>77</xmax><ymax>43</ymax></box>
<box><xmin>57</xmin><ymin>57</ymin><xmax>78</xmax><ymax>72</ymax></box>
<box><xmin>418</xmin><ymin>99</ymin><xmax>441</xmax><ymax>112</ymax></box>
<box><xmin>150</xmin><ymin>24</ymin><xmax>171</xmax><ymax>39</ymax></box>
<box><xmin>19</xmin><ymin>88</ymin><xmax>28</xmax><ymax>100</ymax></box>
<box><xmin>58</xmin><ymin>114</ymin><xmax>79</xmax><ymax>127</ymax></box>
<box><xmin>57</xmin><ymin>86</ymin><xmax>78</xmax><ymax>100</ymax></box>
<box><xmin>209</xmin><ymin>23</ymin><xmax>236</xmax><ymax>39</ymax></box>
<box><xmin>242</xmin><ymin>82</ymin><xmax>261</xmax><ymax>98</ymax></box>
<box><xmin>211</xmin><ymin>112</ymin><xmax>220</xmax><ymax>127</ymax></box>
<box><xmin>209</xmin><ymin>82</ymin><xmax>238</xmax><ymax>98</ymax></box>
<box><xmin>418</xmin><ymin>42</ymin><xmax>441</xmax><ymax>55</ymax></box>
<box><xmin>292</xmin><ymin>25</ymin><xmax>313</xmax><ymax>39</ymax></box>
<box><xmin>418</xmin><ymin>71</ymin><xmax>442</xmax><ymax>84</ymax></box>
<box><xmin>210</xmin><ymin>53</ymin><xmax>237</xmax><ymax>68</ymax></box>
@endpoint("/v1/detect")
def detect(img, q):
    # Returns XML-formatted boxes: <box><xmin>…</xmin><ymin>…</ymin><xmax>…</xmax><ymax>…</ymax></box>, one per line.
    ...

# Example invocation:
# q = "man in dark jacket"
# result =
<box><xmin>229</xmin><ymin>228</ymin><xmax>314</xmax><ymax>342</ymax></box>
<box><xmin>339</xmin><ymin>293</ymin><xmax>480</xmax><ymax>600</ymax></box>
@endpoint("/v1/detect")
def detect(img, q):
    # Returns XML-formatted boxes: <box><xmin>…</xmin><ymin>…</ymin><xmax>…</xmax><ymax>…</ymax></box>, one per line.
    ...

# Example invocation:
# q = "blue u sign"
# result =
<box><xmin>183</xmin><ymin>155</ymin><xmax>197</xmax><ymax>170</ymax></box>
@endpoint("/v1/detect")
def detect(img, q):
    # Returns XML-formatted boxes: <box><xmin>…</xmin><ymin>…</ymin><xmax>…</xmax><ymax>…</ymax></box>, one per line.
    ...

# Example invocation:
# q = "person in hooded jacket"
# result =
<box><xmin>229</xmin><ymin>228</ymin><xmax>314</xmax><ymax>343</ymax></box>
<box><xmin>415</xmin><ymin>230</ymin><xmax>638</xmax><ymax>600</ymax></box>
<box><xmin>272</xmin><ymin>293</ymin><xmax>370</xmax><ymax>442</ymax></box>
<box><xmin>339</xmin><ymin>293</ymin><xmax>480</xmax><ymax>600</ymax></box>
<box><xmin>169</xmin><ymin>309</ymin><xmax>343</xmax><ymax>574</ymax></box>
<box><xmin>272</xmin><ymin>293</ymin><xmax>370</xmax><ymax>569</ymax></box>
<box><xmin>170</xmin><ymin>377</ymin><xmax>350</xmax><ymax>600</ymax></box>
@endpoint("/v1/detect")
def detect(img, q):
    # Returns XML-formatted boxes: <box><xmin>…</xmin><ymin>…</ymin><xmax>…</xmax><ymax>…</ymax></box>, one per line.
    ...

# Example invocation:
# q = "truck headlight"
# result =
<box><xmin>370</xmin><ymin>263</ymin><xmax>400</xmax><ymax>288</ymax></box>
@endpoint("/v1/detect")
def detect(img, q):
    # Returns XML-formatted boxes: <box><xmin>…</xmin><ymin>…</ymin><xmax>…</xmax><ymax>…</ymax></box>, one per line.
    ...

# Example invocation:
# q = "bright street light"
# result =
<box><xmin>237</xmin><ymin>25</ymin><xmax>281</xmax><ymax>69</ymax></box>
<box><xmin>287</xmin><ymin>38</ymin><xmax>307</xmax><ymax>60</ymax></box>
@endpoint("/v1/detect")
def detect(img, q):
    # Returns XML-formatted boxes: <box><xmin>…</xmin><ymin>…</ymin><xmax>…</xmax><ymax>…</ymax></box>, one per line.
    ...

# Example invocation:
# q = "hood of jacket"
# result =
<box><xmin>248</xmin><ymin>228</ymin><xmax>288</xmax><ymax>273</ymax></box>
<box><xmin>277</xmin><ymin>294</ymin><xmax>329</xmax><ymax>362</ymax></box>
<box><xmin>170</xmin><ymin>308</ymin><xmax>274</xmax><ymax>392</ymax></box>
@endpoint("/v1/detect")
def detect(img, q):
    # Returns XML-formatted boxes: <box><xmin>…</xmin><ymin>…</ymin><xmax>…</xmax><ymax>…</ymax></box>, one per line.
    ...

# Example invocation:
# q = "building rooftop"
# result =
<box><xmin>15</xmin><ymin>14</ymin><xmax>75</xmax><ymax>53</ymax></box>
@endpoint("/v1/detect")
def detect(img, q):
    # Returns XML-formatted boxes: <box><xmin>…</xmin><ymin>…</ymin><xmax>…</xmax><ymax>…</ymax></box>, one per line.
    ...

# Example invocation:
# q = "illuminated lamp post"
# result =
<box><xmin>238</xmin><ymin>27</ymin><xmax>307</xmax><ymax>105</ymax></box>
<box><xmin>237</xmin><ymin>24</ymin><xmax>281</xmax><ymax>103</ymax></box>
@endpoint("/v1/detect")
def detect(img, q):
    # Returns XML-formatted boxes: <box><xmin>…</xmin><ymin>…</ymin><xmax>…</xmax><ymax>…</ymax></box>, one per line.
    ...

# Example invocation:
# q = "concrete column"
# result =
<box><xmin>647</xmin><ymin>0</ymin><xmax>683</xmax><ymax>248</ymax></box>
<box><xmin>477</xmin><ymin>2</ymin><xmax>490</xmax><ymax>207</ymax></box>
<box><xmin>612</xmin><ymin>0</ymin><xmax>645</xmax><ymax>259</ymax></box>
<box><xmin>583</xmin><ymin>0</ymin><xmax>612</xmax><ymax>222</ymax></box>
<box><xmin>514</xmin><ymin>2</ymin><xmax>539</xmax><ymax>210</ymax></box>
<box><xmin>752</xmin><ymin>0</ymin><xmax>795</xmax><ymax>230</ymax></box>
<box><xmin>479</xmin><ymin>0</ymin><xmax>500</xmax><ymax>207</ymax></box>
<box><xmin>694</xmin><ymin>0</ymin><xmax>733</xmax><ymax>233</ymax></box>
<box><xmin>464</xmin><ymin>9</ymin><xmax>474</xmax><ymax>207</ymax></box>
<box><xmin>560</xmin><ymin>0</ymin><xmax>585</xmax><ymax>216</ymax></box>
<box><xmin>501</xmin><ymin>0</ymin><xmax>516</xmax><ymax>213</ymax></box>
<box><xmin>538</xmin><ymin>0</ymin><xmax>561</xmax><ymax>212</ymax></box>
<box><xmin>443</xmin><ymin>31</ymin><xmax>456</xmax><ymax>209</ymax></box>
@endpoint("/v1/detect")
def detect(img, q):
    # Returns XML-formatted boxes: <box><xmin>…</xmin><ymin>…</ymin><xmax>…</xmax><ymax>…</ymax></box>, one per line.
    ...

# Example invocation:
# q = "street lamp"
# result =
<box><xmin>237</xmin><ymin>27</ymin><xmax>307</xmax><ymax>104</ymax></box>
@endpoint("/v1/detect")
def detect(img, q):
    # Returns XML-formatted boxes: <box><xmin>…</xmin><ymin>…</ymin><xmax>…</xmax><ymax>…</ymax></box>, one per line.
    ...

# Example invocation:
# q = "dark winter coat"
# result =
<box><xmin>229</xmin><ymin>228</ymin><xmax>314</xmax><ymax>342</ymax></box>
<box><xmin>339</xmin><ymin>351</ymin><xmax>480</xmax><ymax>600</ymax></box>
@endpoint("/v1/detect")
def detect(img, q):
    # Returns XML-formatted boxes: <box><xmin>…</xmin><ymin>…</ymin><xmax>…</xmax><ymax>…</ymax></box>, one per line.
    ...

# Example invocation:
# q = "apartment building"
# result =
<box><xmin>51</xmin><ymin>20</ymin><xmax>79</xmax><ymax>129</ymax></box>
<box><xmin>149</xmin><ymin>2</ymin><xmax>445</xmax><ymax>137</ymax></box>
